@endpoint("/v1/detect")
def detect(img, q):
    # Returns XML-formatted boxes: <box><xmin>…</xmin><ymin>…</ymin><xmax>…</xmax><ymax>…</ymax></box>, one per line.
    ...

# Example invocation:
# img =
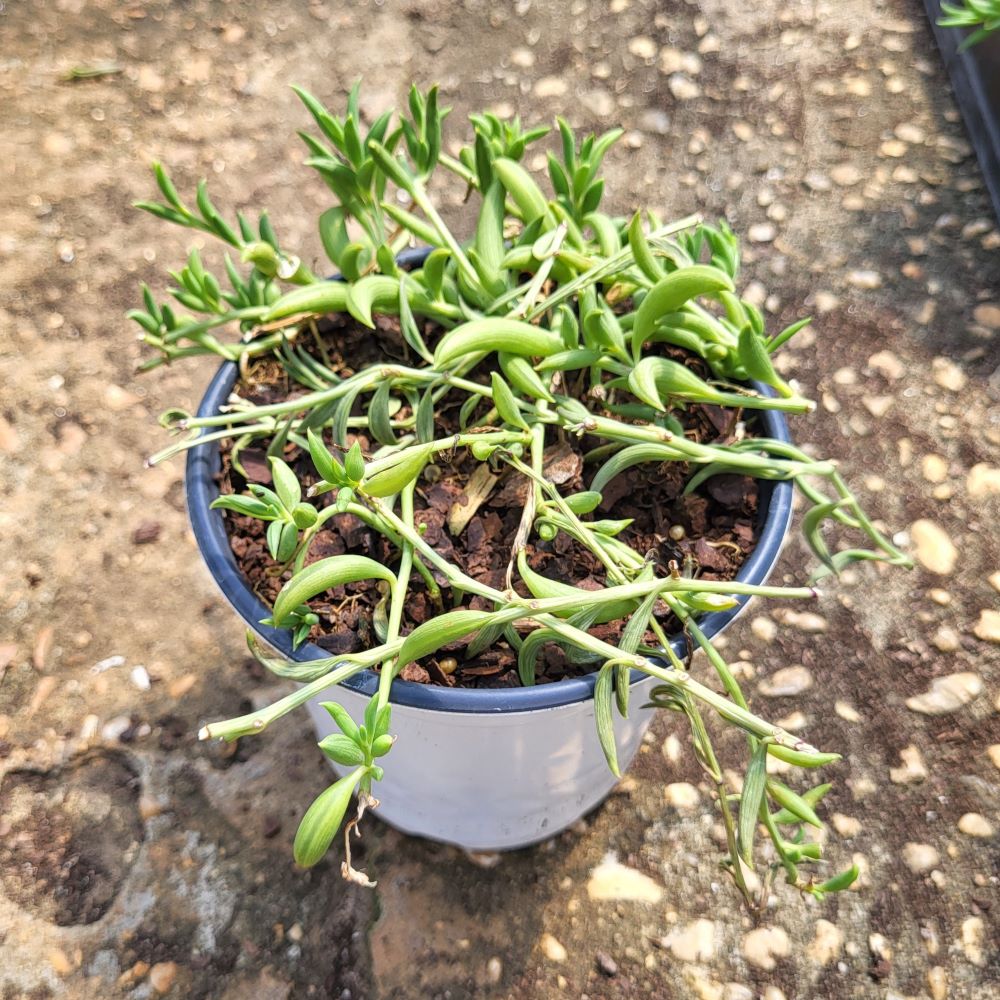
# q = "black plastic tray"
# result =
<box><xmin>924</xmin><ymin>2</ymin><xmax>1000</xmax><ymax>221</ymax></box>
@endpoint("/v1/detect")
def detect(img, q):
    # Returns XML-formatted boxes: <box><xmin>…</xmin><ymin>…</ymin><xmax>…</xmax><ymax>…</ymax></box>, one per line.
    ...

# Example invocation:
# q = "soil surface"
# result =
<box><xmin>218</xmin><ymin>314</ymin><xmax>760</xmax><ymax>686</ymax></box>
<box><xmin>1</xmin><ymin>1</ymin><xmax>998</xmax><ymax>999</ymax></box>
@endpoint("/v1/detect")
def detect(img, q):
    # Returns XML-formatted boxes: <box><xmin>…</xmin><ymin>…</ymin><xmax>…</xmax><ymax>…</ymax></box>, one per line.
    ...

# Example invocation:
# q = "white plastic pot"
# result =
<box><xmin>304</xmin><ymin>676</ymin><xmax>658</xmax><ymax>850</ymax></box>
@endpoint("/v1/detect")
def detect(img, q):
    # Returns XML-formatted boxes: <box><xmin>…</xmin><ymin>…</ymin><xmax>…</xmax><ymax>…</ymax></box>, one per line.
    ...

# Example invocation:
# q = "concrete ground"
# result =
<box><xmin>1</xmin><ymin>0</ymin><xmax>998</xmax><ymax>997</ymax></box>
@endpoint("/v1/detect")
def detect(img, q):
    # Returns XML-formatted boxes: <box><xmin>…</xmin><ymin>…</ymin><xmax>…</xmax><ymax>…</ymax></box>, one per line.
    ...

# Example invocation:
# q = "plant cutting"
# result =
<box><xmin>938</xmin><ymin>0</ymin><xmax>1000</xmax><ymax>48</ymax></box>
<box><xmin>925</xmin><ymin>0</ymin><xmax>1000</xmax><ymax>222</ymax></box>
<box><xmin>131</xmin><ymin>83</ymin><xmax>911</xmax><ymax>909</ymax></box>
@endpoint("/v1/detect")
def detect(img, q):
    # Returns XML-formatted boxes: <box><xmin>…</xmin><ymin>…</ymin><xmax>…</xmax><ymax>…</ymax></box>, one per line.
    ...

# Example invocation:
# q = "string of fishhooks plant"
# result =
<box><xmin>938</xmin><ymin>0</ymin><xmax>1000</xmax><ymax>49</ymax></box>
<box><xmin>132</xmin><ymin>84</ymin><xmax>912</xmax><ymax>909</ymax></box>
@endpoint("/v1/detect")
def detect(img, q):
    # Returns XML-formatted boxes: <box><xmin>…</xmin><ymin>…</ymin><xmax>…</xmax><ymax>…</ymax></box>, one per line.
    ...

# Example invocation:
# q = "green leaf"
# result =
<box><xmin>628</xmin><ymin>212</ymin><xmax>662</xmax><ymax>283</ymax></box>
<box><xmin>382</xmin><ymin>201</ymin><xmax>442</xmax><ymax>247</ymax></box>
<box><xmin>802</xmin><ymin>499</ymin><xmax>844</xmax><ymax>574</ymax></box>
<box><xmin>434</xmin><ymin>318</ymin><xmax>564</xmax><ymax>368</ymax></box>
<box><xmin>536</xmin><ymin>348</ymin><xmax>603</xmax><ymax>372</ymax></box>
<box><xmin>292</xmin><ymin>85</ymin><xmax>345</xmax><ymax>147</ymax></box>
<box><xmin>362</xmin><ymin>445</ymin><xmax>433</xmax><ymax>498</ymax></box>
<box><xmin>307</xmin><ymin>429</ymin><xmax>346</xmax><ymax>485</ymax></box>
<box><xmin>767</xmin><ymin>745</ymin><xmax>841</xmax><ymax>768</ymax></box>
<box><xmin>619</xmin><ymin>592</ymin><xmax>658</xmax><ymax>656</ymax></box>
<box><xmin>516</xmin><ymin>550</ymin><xmax>638</xmax><ymax>623</ymax></box>
<box><xmin>493</xmin><ymin>157</ymin><xmax>548</xmax><ymax>222</ymax></box>
<box><xmin>674</xmin><ymin>591</ymin><xmax>739</xmax><ymax>613</ymax></box>
<box><xmin>269</xmin><ymin>457</ymin><xmax>301</xmax><ymax>511</ymax></box>
<box><xmin>420</xmin><ymin>248</ymin><xmax>449</xmax><ymax>299</ymax></box>
<box><xmin>517</xmin><ymin>627</ymin><xmax>558</xmax><ymax>686</ymax></box>
<box><xmin>737</xmin><ymin>325</ymin><xmax>792</xmax><ymax>397</ymax></box>
<box><xmin>210</xmin><ymin>494</ymin><xmax>277</xmax><ymax>520</ymax></box>
<box><xmin>767</xmin><ymin>780</ymin><xmax>823</xmax><ymax>829</ymax></box>
<box><xmin>339</xmin><ymin>243</ymin><xmax>369</xmax><ymax>283</ymax></box>
<box><xmin>490</xmin><ymin>372</ymin><xmax>529</xmax><ymax>430</ymax></box>
<box><xmin>266</xmin><ymin>520</ymin><xmax>282</xmax><ymax>560</ymax></box>
<box><xmin>293</xmin><ymin>768</ymin><xmax>364</xmax><ymax>868</ymax></box>
<box><xmin>474</xmin><ymin>181</ymin><xmax>506</xmax><ymax>284</ymax></box>
<box><xmin>395</xmin><ymin>609</ymin><xmax>491</xmax><ymax>672</ymax></box>
<box><xmin>275</xmin><ymin>521</ymin><xmax>298</xmax><ymax>562</ymax></box>
<box><xmin>346</xmin><ymin>275</ymin><xmax>399</xmax><ymax>328</ymax></box>
<box><xmin>344</xmin><ymin>441</ymin><xmax>366</xmax><ymax>483</ymax></box>
<box><xmin>367</xmin><ymin>139</ymin><xmax>413</xmax><ymax>191</ymax></box>
<box><xmin>152</xmin><ymin>161</ymin><xmax>183</xmax><ymax>209</ymax></box>
<box><xmin>816</xmin><ymin>864</ymin><xmax>859</xmax><ymax>895</ymax></box>
<box><xmin>415</xmin><ymin>389</ymin><xmax>435</xmax><ymax>444</ymax></box>
<box><xmin>626</xmin><ymin>356</ymin><xmax>724</xmax><ymax>411</ymax></box>
<box><xmin>272</xmin><ymin>556</ymin><xmax>396</xmax><ymax>626</ymax></box>
<box><xmin>291</xmin><ymin>503</ymin><xmax>318</xmax><ymax>530</ymax></box>
<box><xmin>770</xmin><ymin>782</ymin><xmax>832</xmax><ymax>825</ymax></box>
<box><xmin>563</xmin><ymin>491</ymin><xmax>603</xmax><ymax>514</ymax></box>
<box><xmin>363</xmin><ymin>694</ymin><xmax>379</xmax><ymax>733</ymax></box>
<box><xmin>321</xmin><ymin>701</ymin><xmax>360</xmax><ymax>742</ymax></box>
<box><xmin>318</xmin><ymin>734</ymin><xmax>366</xmax><ymax>766</ymax></box>
<box><xmin>368</xmin><ymin>381</ymin><xmax>397</xmax><ymax>447</ymax></box>
<box><xmin>767</xmin><ymin>316</ymin><xmax>812</xmax><ymax>353</ymax></box>
<box><xmin>499</xmin><ymin>352</ymin><xmax>555</xmax><ymax>402</ymax></box>
<box><xmin>397</xmin><ymin>276</ymin><xmax>434</xmax><ymax>363</ymax></box>
<box><xmin>331</xmin><ymin>384</ymin><xmax>363</xmax><ymax>447</ymax></box>
<box><xmin>590</xmin><ymin>443</ymin><xmax>680</xmax><ymax>495</ymax></box>
<box><xmin>594</xmin><ymin>662</ymin><xmax>621</xmax><ymax>777</ymax></box>
<box><xmin>263</xmin><ymin>281</ymin><xmax>350</xmax><ymax>322</ymax></box>
<box><xmin>318</xmin><ymin>206</ymin><xmax>349</xmax><ymax>267</ymax></box>
<box><xmin>738</xmin><ymin>742</ymin><xmax>768</xmax><ymax>863</ymax></box>
<box><xmin>631</xmin><ymin>265</ymin><xmax>735</xmax><ymax>359</ymax></box>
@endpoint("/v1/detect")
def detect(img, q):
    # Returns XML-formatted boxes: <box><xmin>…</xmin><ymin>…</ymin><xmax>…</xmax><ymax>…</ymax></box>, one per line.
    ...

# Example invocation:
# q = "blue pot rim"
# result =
<box><xmin>185</xmin><ymin>271</ymin><xmax>794</xmax><ymax>714</ymax></box>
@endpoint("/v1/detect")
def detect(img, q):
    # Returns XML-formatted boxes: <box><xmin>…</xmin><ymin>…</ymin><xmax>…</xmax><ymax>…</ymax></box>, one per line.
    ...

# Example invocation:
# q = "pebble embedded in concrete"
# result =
<box><xmin>832</xmin><ymin>813</ymin><xmax>862</xmax><ymax>837</ymax></box>
<box><xmin>149</xmin><ymin>961</ymin><xmax>179</xmax><ymax>994</ymax></box>
<box><xmin>905</xmin><ymin>673</ymin><xmax>983</xmax><ymax>714</ymax></box>
<box><xmin>972</xmin><ymin>609</ymin><xmax>1000</xmax><ymax>643</ymax></box>
<box><xmin>750</xmin><ymin>616</ymin><xmax>777</xmax><ymax>643</ymax></box>
<box><xmin>758</xmin><ymin>665</ymin><xmax>813</xmax><ymax>697</ymax></box>
<box><xmin>957</xmin><ymin>813</ymin><xmax>994</xmax><ymax>838</ymax></box>
<box><xmin>848</xmin><ymin>269</ymin><xmax>883</xmax><ymax>289</ymax></box>
<box><xmin>902</xmin><ymin>842</ymin><xmax>940</xmax><ymax>874</ymax></box>
<box><xmin>540</xmin><ymin>933</ymin><xmax>567</xmax><ymax>963</ymax></box>
<box><xmin>662</xmin><ymin>918</ymin><xmax>716</xmax><ymax>963</ymax></box>
<box><xmin>742</xmin><ymin>927</ymin><xmax>790</xmax><ymax>971</ymax></box>
<box><xmin>927</xmin><ymin>965</ymin><xmax>948</xmax><ymax>1000</ymax></box>
<box><xmin>931</xmin><ymin>625</ymin><xmax>961</xmax><ymax>653</ymax></box>
<box><xmin>931</xmin><ymin>357</ymin><xmax>967</xmax><ymax>392</ymax></box>
<box><xmin>961</xmin><ymin>917</ymin><xmax>985</xmax><ymax>966</ymax></box>
<box><xmin>966</xmin><ymin>464</ymin><xmax>1000</xmax><ymax>498</ymax></box>
<box><xmin>664</xmin><ymin>782</ymin><xmax>701</xmax><ymax>810</ymax></box>
<box><xmin>889</xmin><ymin>745</ymin><xmax>928</xmax><ymax>784</ymax></box>
<box><xmin>922</xmin><ymin>454</ymin><xmax>949</xmax><ymax>483</ymax></box>
<box><xmin>808</xmin><ymin>919</ymin><xmax>844</xmax><ymax>966</ymax></box>
<box><xmin>587</xmin><ymin>856</ymin><xmax>664</xmax><ymax>904</ymax></box>
<box><xmin>485</xmin><ymin>956</ymin><xmax>502</xmax><ymax>984</ymax></box>
<box><xmin>909</xmin><ymin>519</ymin><xmax>958</xmax><ymax>574</ymax></box>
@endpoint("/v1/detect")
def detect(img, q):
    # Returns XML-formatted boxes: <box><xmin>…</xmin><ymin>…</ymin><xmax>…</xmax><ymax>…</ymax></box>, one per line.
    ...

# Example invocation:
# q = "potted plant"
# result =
<box><xmin>131</xmin><ymin>84</ymin><xmax>911</xmax><ymax>907</ymax></box>
<box><xmin>926</xmin><ymin>0</ymin><xmax>1000</xmax><ymax>220</ymax></box>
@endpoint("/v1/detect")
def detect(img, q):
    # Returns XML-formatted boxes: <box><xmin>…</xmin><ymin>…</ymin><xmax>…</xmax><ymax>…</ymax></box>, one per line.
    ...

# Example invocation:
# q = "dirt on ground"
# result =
<box><xmin>1</xmin><ymin>1</ymin><xmax>998</xmax><ymax>998</ymax></box>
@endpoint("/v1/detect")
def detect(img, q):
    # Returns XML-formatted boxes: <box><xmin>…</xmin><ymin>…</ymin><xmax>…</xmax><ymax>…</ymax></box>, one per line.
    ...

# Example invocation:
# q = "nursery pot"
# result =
<box><xmin>185</xmin><ymin>304</ymin><xmax>794</xmax><ymax>853</ymax></box>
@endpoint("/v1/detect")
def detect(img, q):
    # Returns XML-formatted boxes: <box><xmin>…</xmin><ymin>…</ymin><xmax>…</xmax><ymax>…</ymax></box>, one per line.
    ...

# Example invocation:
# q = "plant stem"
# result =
<box><xmin>377</xmin><ymin>484</ymin><xmax>415</xmax><ymax>710</ymax></box>
<box><xmin>198</xmin><ymin>645</ymin><xmax>399</xmax><ymax>741</ymax></box>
